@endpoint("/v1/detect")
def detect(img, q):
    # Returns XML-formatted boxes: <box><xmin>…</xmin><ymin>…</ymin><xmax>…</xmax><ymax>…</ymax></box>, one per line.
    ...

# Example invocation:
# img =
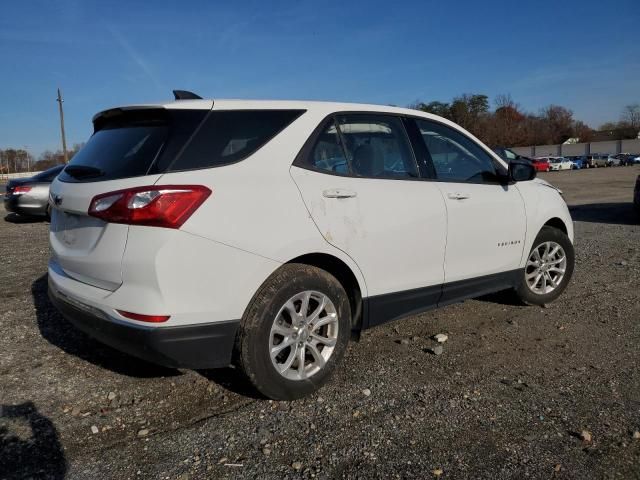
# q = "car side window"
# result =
<box><xmin>308</xmin><ymin>121</ymin><xmax>350</xmax><ymax>174</ymax></box>
<box><xmin>335</xmin><ymin>114</ymin><xmax>418</xmax><ymax>179</ymax></box>
<box><xmin>415</xmin><ymin>119</ymin><xmax>500</xmax><ymax>183</ymax></box>
<box><xmin>504</xmin><ymin>149</ymin><xmax>518</xmax><ymax>161</ymax></box>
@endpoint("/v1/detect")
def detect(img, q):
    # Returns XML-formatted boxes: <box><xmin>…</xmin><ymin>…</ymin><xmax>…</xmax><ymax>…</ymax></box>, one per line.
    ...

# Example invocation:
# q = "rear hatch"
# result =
<box><xmin>49</xmin><ymin>104</ymin><xmax>211</xmax><ymax>290</ymax></box>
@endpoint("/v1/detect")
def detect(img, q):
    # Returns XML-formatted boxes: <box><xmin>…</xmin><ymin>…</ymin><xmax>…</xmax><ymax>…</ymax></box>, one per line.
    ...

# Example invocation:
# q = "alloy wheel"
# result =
<box><xmin>525</xmin><ymin>241</ymin><xmax>567</xmax><ymax>295</ymax></box>
<box><xmin>269</xmin><ymin>291</ymin><xmax>339</xmax><ymax>381</ymax></box>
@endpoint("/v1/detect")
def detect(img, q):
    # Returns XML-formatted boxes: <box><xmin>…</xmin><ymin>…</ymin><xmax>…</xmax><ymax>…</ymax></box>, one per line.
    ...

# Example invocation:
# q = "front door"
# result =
<box><xmin>412</xmin><ymin>118</ymin><xmax>526</xmax><ymax>296</ymax></box>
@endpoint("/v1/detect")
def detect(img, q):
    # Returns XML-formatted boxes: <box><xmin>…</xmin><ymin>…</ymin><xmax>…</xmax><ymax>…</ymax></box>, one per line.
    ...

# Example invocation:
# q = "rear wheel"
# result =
<box><xmin>514</xmin><ymin>226</ymin><xmax>574</xmax><ymax>306</ymax></box>
<box><xmin>235</xmin><ymin>264</ymin><xmax>351</xmax><ymax>400</ymax></box>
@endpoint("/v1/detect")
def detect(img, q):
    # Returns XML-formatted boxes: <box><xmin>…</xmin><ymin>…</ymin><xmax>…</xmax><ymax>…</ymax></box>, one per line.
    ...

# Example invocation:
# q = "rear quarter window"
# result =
<box><xmin>168</xmin><ymin>110</ymin><xmax>305</xmax><ymax>171</ymax></box>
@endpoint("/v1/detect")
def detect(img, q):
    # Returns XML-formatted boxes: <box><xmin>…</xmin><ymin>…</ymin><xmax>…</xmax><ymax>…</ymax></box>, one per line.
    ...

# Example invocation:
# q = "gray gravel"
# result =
<box><xmin>1</xmin><ymin>166</ymin><xmax>639</xmax><ymax>479</ymax></box>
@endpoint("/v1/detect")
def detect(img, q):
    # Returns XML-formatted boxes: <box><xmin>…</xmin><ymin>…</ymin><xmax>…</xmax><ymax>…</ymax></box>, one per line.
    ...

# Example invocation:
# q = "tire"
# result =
<box><xmin>235</xmin><ymin>263</ymin><xmax>351</xmax><ymax>400</ymax></box>
<box><xmin>514</xmin><ymin>226</ymin><xmax>574</xmax><ymax>306</ymax></box>
<box><xmin>45</xmin><ymin>204</ymin><xmax>52</xmax><ymax>221</ymax></box>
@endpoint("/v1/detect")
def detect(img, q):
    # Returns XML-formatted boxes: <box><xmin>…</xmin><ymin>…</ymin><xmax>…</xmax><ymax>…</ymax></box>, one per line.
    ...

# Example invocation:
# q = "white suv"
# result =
<box><xmin>48</xmin><ymin>92</ymin><xmax>574</xmax><ymax>400</ymax></box>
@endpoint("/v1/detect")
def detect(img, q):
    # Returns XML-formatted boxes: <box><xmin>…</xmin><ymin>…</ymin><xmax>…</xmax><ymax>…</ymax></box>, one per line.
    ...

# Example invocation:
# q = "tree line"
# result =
<box><xmin>409</xmin><ymin>94</ymin><xmax>640</xmax><ymax>148</ymax></box>
<box><xmin>0</xmin><ymin>144</ymin><xmax>84</xmax><ymax>174</ymax></box>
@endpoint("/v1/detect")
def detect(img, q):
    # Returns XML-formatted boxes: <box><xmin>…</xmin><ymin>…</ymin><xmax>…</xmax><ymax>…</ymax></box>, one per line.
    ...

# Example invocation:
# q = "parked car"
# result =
<box><xmin>492</xmin><ymin>148</ymin><xmax>550</xmax><ymax>172</ymax></box>
<box><xmin>607</xmin><ymin>154</ymin><xmax>622</xmax><ymax>166</ymax></box>
<box><xmin>614</xmin><ymin>153</ymin><xmax>638</xmax><ymax>166</ymax></box>
<box><xmin>47</xmin><ymin>93</ymin><xmax>575</xmax><ymax>400</ymax></box>
<box><xmin>586</xmin><ymin>154</ymin><xmax>609</xmax><ymax>168</ymax></box>
<box><xmin>530</xmin><ymin>157</ymin><xmax>551</xmax><ymax>172</ymax></box>
<box><xmin>3</xmin><ymin>165</ymin><xmax>65</xmax><ymax>218</ymax></box>
<box><xmin>566</xmin><ymin>156</ymin><xmax>586</xmax><ymax>169</ymax></box>
<box><xmin>547</xmin><ymin>157</ymin><xmax>573</xmax><ymax>171</ymax></box>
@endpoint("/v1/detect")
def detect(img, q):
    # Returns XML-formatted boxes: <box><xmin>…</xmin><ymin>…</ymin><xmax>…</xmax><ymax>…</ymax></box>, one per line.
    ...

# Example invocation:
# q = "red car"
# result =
<box><xmin>531</xmin><ymin>157</ymin><xmax>551</xmax><ymax>172</ymax></box>
<box><xmin>492</xmin><ymin>148</ymin><xmax>550</xmax><ymax>172</ymax></box>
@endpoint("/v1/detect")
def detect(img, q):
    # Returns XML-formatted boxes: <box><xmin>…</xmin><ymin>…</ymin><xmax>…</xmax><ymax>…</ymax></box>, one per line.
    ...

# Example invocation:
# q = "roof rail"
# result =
<box><xmin>172</xmin><ymin>90</ymin><xmax>203</xmax><ymax>100</ymax></box>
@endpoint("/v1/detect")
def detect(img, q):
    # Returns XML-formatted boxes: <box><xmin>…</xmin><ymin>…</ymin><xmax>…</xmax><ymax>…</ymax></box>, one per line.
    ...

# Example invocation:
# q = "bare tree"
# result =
<box><xmin>540</xmin><ymin>105</ymin><xmax>574</xmax><ymax>144</ymax></box>
<box><xmin>572</xmin><ymin>120</ymin><xmax>593</xmax><ymax>142</ymax></box>
<box><xmin>621</xmin><ymin>104</ymin><xmax>640</xmax><ymax>129</ymax></box>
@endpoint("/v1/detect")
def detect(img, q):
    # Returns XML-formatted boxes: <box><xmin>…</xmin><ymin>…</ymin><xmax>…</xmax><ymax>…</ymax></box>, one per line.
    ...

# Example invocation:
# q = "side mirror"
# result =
<box><xmin>509</xmin><ymin>159</ymin><xmax>536</xmax><ymax>182</ymax></box>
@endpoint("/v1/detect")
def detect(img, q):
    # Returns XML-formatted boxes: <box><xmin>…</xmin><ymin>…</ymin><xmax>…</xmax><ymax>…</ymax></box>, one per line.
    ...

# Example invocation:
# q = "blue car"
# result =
<box><xmin>568</xmin><ymin>156</ymin><xmax>586</xmax><ymax>169</ymax></box>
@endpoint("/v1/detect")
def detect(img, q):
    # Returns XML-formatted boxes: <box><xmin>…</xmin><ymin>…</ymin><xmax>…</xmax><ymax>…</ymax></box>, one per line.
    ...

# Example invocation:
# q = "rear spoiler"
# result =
<box><xmin>92</xmin><ymin>90</ymin><xmax>209</xmax><ymax>128</ymax></box>
<box><xmin>91</xmin><ymin>106</ymin><xmax>168</xmax><ymax>132</ymax></box>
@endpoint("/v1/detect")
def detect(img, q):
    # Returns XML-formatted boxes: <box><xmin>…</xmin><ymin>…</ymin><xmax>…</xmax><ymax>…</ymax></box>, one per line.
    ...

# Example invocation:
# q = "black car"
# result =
<box><xmin>4</xmin><ymin>165</ymin><xmax>65</xmax><ymax>217</ymax></box>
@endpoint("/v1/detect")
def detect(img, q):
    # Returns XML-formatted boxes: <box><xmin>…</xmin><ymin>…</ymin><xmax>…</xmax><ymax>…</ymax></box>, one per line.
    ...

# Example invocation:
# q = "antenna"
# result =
<box><xmin>172</xmin><ymin>90</ymin><xmax>203</xmax><ymax>100</ymax></box>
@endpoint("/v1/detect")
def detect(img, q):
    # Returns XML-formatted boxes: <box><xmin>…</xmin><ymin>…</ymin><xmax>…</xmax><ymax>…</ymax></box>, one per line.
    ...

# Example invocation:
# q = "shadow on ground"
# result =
<box><xmin>4</xmin><ymin>213</ymin><xmax>46</xmax><ymax>224</ymax></box>
<box><xmin>32</xmin><ymin>274</ymin><xmax>180</xmax><ymax>379</ymax></box>
<box><xmin>198</xmin><ymin>367</ymin><xmax>265</xmax><ymax>400</ymax></box>
<box><xmin>0</xmin><ymin>402</ymin><xmax>66</xmax><ymax>480</ymax></box>
<box><xmin>569</xmin><ymin>202</ymin><xmax>638</xmax><ymax>226</ymax></box>
<box><xmin>476</xmin><ymin>289</ymin><xmax>524</xmax><ymax>306</ymax></box>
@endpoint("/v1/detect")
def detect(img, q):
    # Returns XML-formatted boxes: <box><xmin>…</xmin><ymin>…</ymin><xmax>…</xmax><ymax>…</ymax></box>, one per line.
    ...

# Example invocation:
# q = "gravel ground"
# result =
<box><xmin>1</xmin><ymin>166</ymin><xmax>639</xmax><ymax>480</ymax></box>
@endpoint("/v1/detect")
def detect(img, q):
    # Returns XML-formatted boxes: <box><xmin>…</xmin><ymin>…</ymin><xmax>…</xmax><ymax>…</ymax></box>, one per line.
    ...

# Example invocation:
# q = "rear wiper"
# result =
<box><xmin>64</xmin><ymin>165</ymin><xmax>105</xmax><ymax>179</ymax></box>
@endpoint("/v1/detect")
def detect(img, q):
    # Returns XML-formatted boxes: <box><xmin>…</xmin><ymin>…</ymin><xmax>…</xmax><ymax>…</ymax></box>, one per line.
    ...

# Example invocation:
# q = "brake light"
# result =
<box><xmin>13</xmin><ymin>186</ymin><xmax>32</xmax><ymax>194</ymax></box>
<box><xmin>117</xmin><ymin>310</ymin><xmax>170</xmax><ymax>323</ymax></box>
<box><xmin>88</xmin><ymin>185</ymin><xmax>211</xmax><ymax>229</ymax></box>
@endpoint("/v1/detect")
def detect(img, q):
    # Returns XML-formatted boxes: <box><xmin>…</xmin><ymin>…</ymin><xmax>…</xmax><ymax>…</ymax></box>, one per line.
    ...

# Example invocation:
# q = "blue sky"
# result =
<box><xmin>1</xmin><ymin>0</ymin><xmax>638</xmax><ymax>156</ymax></box>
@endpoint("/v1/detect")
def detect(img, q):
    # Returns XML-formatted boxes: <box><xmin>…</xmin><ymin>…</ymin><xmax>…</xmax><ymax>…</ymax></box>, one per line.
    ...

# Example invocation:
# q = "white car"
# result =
<box><xmin>547</xmin><ymin>157</ymin><xmax>573</xmax><ymax>171</ymax></box>
<box><xmin>48</xmin><ymin>92</ymin><xmax>575</xmax><ymax>400</ymax></box>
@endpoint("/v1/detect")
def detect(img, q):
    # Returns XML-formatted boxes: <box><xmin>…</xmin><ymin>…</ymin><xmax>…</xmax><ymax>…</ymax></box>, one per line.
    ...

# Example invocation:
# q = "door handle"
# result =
<box><xmin>447</xmin><ymin>192</ymin><xmax>471</xmax><ymax>200</ymax></box>
<box><xmin>323</xmin><ymin>188</ymin><xmax>357</xmax><ymax>199</ymax></box>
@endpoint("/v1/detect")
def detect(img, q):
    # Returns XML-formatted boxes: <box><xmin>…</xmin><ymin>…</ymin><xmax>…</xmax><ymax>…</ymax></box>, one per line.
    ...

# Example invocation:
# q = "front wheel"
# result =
<box><xmin>235</xmin><ymin>264</ymin><xmax>351</xmax><ymax>400</ymax></box>
<box><xmin>514</xmin><ymin>226</ymin><xmax>574</xmax><ymax>306</ymax></box>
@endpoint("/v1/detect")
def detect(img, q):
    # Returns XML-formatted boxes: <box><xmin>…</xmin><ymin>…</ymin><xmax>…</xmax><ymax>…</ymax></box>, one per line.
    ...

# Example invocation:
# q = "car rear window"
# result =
<box><xmin>59</xmin><ymin>108</ymin><xmax>304</xmax><ymax>182</ymax></box>
<box><xmin>59</xmin><ymin>109</ymin><xmax>207</xmax><ymax>183</ymax></box>
<box><xmin>164</xmin><ymin>110</ymin><xmax>305</xmax><ymax>172</ymax></box>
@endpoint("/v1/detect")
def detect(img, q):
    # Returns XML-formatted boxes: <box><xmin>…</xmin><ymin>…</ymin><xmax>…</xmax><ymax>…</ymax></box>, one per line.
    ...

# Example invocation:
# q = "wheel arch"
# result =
<box><xmin>543</xmin><ymin>217</ymin><xmax>568</xmax><ymax>235</ymax></box>
<box><xmin>286</xmin><ymin>253</ymin><xmax>364</xmax><ymax>335</ymax></box>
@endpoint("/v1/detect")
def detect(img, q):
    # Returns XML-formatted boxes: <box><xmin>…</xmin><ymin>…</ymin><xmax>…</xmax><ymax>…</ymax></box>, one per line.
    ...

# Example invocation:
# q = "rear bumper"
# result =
<box><xmin>4</xmin><ymin>195</ymin><xmax>47</xmax><ymax>216</ymax></box>
<box><xmin>48</xmin><ymin>277</ymin><xmax>239</xmax><ymax>369</ymax></box>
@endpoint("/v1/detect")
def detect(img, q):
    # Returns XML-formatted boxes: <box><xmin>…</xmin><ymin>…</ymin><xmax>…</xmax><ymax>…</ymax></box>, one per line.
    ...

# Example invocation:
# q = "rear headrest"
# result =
<box><xmin>353</xmin><ymin>144</ymin><xmax>384</xmax><ymax>177</ymax></box>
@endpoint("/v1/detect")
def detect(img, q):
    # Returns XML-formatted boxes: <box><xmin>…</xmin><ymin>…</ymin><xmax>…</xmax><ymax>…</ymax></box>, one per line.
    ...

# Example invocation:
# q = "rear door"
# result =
<box><xmin>49</xmin><ymin>106</ymin><xmax>210</xmax><ymax>290</ymax></box>
<box><xmin>411</xmin><ymin>118</ymin><xmax>526</xmax><ymax>292</ymax></box>
<box><xmin>291</xmin><ymin>113</ymin><xmax>447</xmax><ymax>325</ymax></box>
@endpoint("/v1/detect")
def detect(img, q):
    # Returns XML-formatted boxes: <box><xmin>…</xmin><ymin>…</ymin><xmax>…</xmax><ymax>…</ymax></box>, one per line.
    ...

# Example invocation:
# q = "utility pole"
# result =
<box><xmin>56</xmin><ymin>88</ymin><xmax>69</xmax><ymax>163</ymax></box>
<box><xmin>23</xmin><ymin>145</ymin><xmax>30</xmax><ymax>172</ymax></box>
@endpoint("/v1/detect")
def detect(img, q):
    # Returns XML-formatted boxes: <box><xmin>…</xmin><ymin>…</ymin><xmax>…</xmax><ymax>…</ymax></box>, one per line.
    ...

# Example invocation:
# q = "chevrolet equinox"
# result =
<box><xmin>48</xmin><ymin>91</ymin><xmax>575</xmax><ymax>400</ymax></box>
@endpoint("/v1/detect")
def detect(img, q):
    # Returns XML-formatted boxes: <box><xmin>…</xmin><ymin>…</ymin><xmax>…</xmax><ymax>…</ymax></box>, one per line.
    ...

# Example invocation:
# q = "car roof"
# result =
<box><xmin>90</xmin><ymin>96</ymin><xmax>510</xmax><ymax>169</ymax></box>
<box><xmin>93</xmin><ymin>98</ymin><xmax>447</xmax><ymax>123</ymax></box>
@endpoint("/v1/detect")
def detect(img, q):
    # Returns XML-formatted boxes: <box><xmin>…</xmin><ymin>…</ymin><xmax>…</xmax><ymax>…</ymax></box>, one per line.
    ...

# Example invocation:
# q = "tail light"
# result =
<box><xmin>13</xmin><ymin>186</ymin><xmax>32</xmax><ymax>195</ymax></box>
<box><xmin>88</xmin><ymin>185</ymin><xmax>211</xmax><ymax>229</ymax></box>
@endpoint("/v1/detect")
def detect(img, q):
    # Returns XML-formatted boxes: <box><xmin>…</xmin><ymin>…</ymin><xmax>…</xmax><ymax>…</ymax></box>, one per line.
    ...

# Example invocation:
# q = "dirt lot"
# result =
<box><xmin>1</xmin><ymin>166</ymin><xmax>639</xmax><ymax>480</ymax></box>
